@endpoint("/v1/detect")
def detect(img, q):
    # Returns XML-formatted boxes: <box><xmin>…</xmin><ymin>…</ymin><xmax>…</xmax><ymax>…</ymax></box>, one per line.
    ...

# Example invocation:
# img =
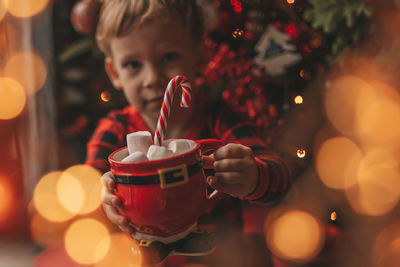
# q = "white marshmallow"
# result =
<box><xmin>121</xmin><ymin>151</ymin><xmax>149</xmax><ymax>163</ymax></box>
<box><xmin>126</xmin><ymin>131</ymin><xmax>153</xmax><ymax>155</ymax></box>
<box><xmin>167</xmin><ymin>140</ymin><xmax>195</xmax><ymax>156</ymax></box>
<box><xmin>147</xmin><ymin>145</ymin><xmax>174</xmax><ymax>161</ymax></box>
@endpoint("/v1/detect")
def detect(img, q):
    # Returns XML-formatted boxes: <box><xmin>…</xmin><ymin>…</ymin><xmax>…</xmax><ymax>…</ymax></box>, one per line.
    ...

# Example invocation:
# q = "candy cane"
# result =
<box><xmin>154</xmin><ymin>75</ymin><xmax>192</xmax><ymax>146</ymax></box>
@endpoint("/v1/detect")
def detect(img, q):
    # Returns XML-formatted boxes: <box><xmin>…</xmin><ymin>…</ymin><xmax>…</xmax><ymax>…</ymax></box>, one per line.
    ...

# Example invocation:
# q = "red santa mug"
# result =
<box><xmin>108</xmin><ymin>139</ymin><xmax>224</xmax><ymax>240</ymax></box>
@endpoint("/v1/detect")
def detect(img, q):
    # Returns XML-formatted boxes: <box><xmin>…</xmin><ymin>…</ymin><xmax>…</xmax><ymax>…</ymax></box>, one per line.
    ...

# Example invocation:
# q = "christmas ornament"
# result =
<box><xmin>70</xmin><ymin>0</ymin><xmax>101</xmax><ymax>35</ymax></box>
<box><xmin>254</xmin><ymin>25</ymin><xmax>302</xmax><ymax>77</ymax></box>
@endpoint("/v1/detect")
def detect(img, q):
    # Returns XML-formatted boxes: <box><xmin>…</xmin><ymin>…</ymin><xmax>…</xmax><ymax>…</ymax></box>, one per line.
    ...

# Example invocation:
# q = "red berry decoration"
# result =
<box><xmin>70</xmin><ymin>0</ymin><xmax>101</xmax><ymax>35</ymax></box>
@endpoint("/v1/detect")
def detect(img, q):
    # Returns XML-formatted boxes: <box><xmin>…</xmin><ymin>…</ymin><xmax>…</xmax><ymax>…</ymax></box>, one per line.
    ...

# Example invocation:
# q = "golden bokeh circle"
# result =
<box><xmin>0</xmin><ymin>77</ymin><xmax>26</xmax><ymax>120</ymax></box>
<box><xmin>0</xmin><ymin>0</ymin><xmax>9</xmax><ymax>21</ymax></box>
<box><xmin>94</xmin><ymin>233</ymin><xmax>142</xmax><ymax>267</ymax></box>
<box><xmin>4</xmin><ymin>51</ymin><xmax>47</xmax><ymax>95</ymax></box>
<box><xmin>345</xmin><ymin>149</ymin><xmax>400</xmax><ymax>216</ymax></box>
<box><xmin>324</xmin><ymin>75</ymin><xmax>374</xmax><ymax>135</ymax></box>
<box><xmin>58</xmin><ymin>165</ymin><xmax>102</xmax><ymax>215</ymax></box>
<box><xmin>316</xmin><ymin>137</ymin><xmax>362</xmax><ymax>190</ymax></box>
<box><xmin>266</xmin><ymin>210</ymin><xmax>324</xmax><ymax>262</ymax></box>
<box><xmin>6</xmin><ymin>0</ymin><xmax>49</xmax><ymax>18</ymax></box>
<box><xmin>33</xmin><ymin>171</ymin><xmax>76</xmax><ymax>222</ymax></box>
<box><xmin>64</xmin><ymin>218</ymin><xmax>111</xmax><ymax>265</ymax></box>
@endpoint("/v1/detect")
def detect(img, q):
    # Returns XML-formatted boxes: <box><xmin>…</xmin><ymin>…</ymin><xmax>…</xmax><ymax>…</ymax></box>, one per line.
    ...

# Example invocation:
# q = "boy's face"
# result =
<box><xmin>105</xmin><ymin>15</ymin><xmax>203</xmax><ymax>127</ymax></box>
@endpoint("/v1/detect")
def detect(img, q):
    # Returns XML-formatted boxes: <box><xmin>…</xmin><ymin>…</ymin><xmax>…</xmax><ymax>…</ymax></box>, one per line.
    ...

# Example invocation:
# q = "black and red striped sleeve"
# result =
<box><xmin>85</xmin><ymin>112</ymin><xmax>129</xmax><ymax>173</ymax></box>
<box><xmin>211</xmin><ymin>105</ymin><xmax>293</xmax><ymax>205</ymax></box>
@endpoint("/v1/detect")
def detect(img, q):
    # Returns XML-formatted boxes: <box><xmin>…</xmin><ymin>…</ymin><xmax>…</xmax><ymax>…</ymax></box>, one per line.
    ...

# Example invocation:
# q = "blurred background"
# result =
<box><xmin>1</xmin><ymin>0</ymin><xmax>400</xmax><ymax>266</ymax></box>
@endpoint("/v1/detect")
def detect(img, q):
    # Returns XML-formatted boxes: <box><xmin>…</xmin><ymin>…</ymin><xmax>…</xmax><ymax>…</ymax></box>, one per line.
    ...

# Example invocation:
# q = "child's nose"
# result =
<box><xmin>143</xmin><ymin>65</ymin><xmax>165</xmax><ymax>89</ymax></box>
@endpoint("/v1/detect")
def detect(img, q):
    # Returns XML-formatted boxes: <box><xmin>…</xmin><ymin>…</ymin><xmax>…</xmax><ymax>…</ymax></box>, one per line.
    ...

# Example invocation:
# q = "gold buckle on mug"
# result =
<box><xmin>158</xmin><ymin>164</ymin><xmax>189</xmax><ymax>189</ymax></box>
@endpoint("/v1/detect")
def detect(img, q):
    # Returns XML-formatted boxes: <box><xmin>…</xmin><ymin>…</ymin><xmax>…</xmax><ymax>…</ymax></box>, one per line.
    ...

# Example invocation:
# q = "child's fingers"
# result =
<box><xmin>214</xmin><ymin>143</ymin><xmax>253</xmax><ymax>160</ymax></box>
<box><xmin>103</xmin><ymin>204</ymin><xmax>134</xmax><ymax>235</ymax></box>
<box><xmin>207</xmin><ymin>176</ymin><xmax>244</xmax><ymax>197</ymax></box>
<box><xmin>101</xmin><ymin>188</ymin><xmax>123</xmax><ymax>208</ymax></box>
<box><xmin>101</xmin><ymin>172</ymin><xmax>115</xmax><ymax>191</ymax></box>
<box><xmin>214</xmin><ymin>172</ymin><xmax>243</xmax><ymax>184</ymax></box>
<box><xmin>207</xmin><ymin>173</ymin><xmax>242</xmax><ymax>187</ymax></box>
<box><xmin>202</xmin><ymin>155</ymin><xmax>215</xmax><ymax>169</ymax></box>
<box><xmin>214</xmin><ymin>158</ymin><xmax>245</xmax><ymax>172</ymax></box>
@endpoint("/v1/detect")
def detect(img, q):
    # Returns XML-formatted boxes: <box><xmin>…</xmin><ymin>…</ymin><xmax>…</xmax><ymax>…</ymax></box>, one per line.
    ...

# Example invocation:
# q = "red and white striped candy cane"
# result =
<box><xmin>154</xmin><ymin>75</ymin><xmax>191</xmax><ymax>146</ymax></box>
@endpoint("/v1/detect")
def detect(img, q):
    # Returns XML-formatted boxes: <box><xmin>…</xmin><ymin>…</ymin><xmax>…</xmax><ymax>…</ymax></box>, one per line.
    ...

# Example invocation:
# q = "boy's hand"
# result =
<box><xmin>101</xmin><ymin>172</ymin><xmax>135</xmax><ymax>235</ymax></box>
<box><xmin>206</xmin><ymin>143</ymin><xmax>259</xmax><ymax>197</ymax></box>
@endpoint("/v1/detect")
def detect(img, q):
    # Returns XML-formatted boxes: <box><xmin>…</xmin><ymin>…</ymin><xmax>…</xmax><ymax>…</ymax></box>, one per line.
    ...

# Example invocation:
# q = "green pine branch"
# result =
<box><xmin>304</xmin><ymin>0</ymin><xmax>374</xmax><ymax>61</ymax></box>
<box><xmin>58</xmin><ymin>38</ymin><xmax>97</xmax><ymax>63</ymax></box>
<box><xmin>304</xmin><ymin>0</ymin><xmax>373</xmax><ymax>34</ymax></box>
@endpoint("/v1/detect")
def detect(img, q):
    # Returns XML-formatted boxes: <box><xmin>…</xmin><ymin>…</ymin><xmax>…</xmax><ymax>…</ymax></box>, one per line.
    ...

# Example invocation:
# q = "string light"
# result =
<box><xmin>297</xmin><ymin>148</ymin><xmax>306</xmax><ymax>158</ymax></box>
<box><xmin>234</xmin><ymin>3</ymin><xmax>242</xmax><ymax>13</ymax></box>
<box><xmin>299</xmin><ymin>69</ymin><xmax>312</xmax><ymax>80</ymax></box>
<box><xmin>230</xmin><ymin>0</ymin><xmax>242</xmax><ymax>13</ymax></box>
<box><xmin>330</xmin><ymin>211</ymin><xmax>337</xmax><ymax>221</ymax></box>
<box><xmin>213</xmin><ymin>0</ymin><xmax>221</xmax><ymax>8</ymax></box>
<box><xmin>100</xmin><ymin>91</ymin><xmax>111</xmax><ymax>102</ymax></box>
<box><xmin>287</xmin><ymin>0</ymin><xmax>295</xmax><ymax>4</ymax></box>
<box><xmin>294</xmin><ymin>95</ymin><xmax>303</xmax><ymax>104</ymax></box>
<box><xmin>232</xmin><ymin>28</ymin><xmax>244</xmax><ymax>39</ymax></box>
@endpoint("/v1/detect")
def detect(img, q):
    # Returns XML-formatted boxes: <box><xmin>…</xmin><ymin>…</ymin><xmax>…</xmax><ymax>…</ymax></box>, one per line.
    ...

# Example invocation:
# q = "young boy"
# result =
<box><xmin>86</xmin><ymin>0</ymin><xmax>292</xmax><ymax>265</ymax></box>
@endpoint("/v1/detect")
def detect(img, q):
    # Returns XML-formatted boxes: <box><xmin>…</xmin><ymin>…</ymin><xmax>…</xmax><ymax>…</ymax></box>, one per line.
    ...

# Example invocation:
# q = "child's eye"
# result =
<box><xmin>162</xmin><ymin>52</ymin><xmax>180</xmax><ymax>63</ymax></box>
<box><xmin>123</xmin><ymin>61</ymin><xmax>141</xmax><ymax>69</ymax></box>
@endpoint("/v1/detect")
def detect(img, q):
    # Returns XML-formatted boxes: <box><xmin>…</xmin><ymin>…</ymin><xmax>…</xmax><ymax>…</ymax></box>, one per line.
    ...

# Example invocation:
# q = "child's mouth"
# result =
<box><xmin>147</xmin><ymin>97</ymin><xmax>163</xmax><ymax>105</ymax></box>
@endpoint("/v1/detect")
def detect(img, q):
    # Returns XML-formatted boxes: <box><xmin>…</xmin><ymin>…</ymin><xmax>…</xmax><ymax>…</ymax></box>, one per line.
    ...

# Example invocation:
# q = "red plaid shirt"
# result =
<box><xmin>85</xmin><ymin>98</ymin><xmax>292</xmax><ymax>233</ymax></box>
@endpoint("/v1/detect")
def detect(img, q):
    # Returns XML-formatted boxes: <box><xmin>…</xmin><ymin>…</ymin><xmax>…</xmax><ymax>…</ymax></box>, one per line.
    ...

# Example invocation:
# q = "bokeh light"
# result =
<box><xmin>0</xmin><ymin>174</ymin><xmax>13</xmax><ymax>223</ymax></box>
<box><xmin>33</xmin><ymin>171</ymin><xmax>76</xmax><ymax>222</ymax></box>
<box><xmin>57</xmin><ymin>165</ymin><xmax>102</xmax><ymax>215</ymax></box>
<box><xmin>346</xmin><ymin>149</ymin><xmax>400</xmax><ymax>216</ymax></box>
<box><xmin>356</xmin><ymin>81</ymin><xmax>400</xmax><ymax>152</ymax></box>
<box><xmin>296</xmin><ymin>148</ymin><xmax>306</xmax><ymax>158</ymax></box>
<box><xmin>0</xmin><ymin>0</ymin><xmax>9</xmax><ymax>21</ymax></box>
<box><xmin>94</xmin><ymin>233</ymin><xmax>142</xmax><ymax>267</ymax></box>
<box><xmin>266</xmin><ymin>210</ymin><xmax>324</xmax><ymax>262</ymax></box>
<box><xmin>232</xmin><ymin>28</ymin><xmax>244</xmax><ymax>39</ymax></box>
<box><xmin>6</xmin><ymin>0</ymin><xmax>49</xmax><ymax>18</ymax></box>
<box><xmin>324</xmin><ymin>75</ymin><xmax>374</xmax><ymax>135</ymax></box>
<box><xmin>64</xmin><ymin>218</ymin><xmax>110</xmax><ymax>265</ymax></box>
<box><xmin>4</xmin><ymin>51</ymin><xmax>48</xmax><ymax>95</ymax></box>
<box><xmin>30</xmin><ymin>212</ymin><xmax>69</xmax><ymax>247</ymax></box>
<box><xmin>100</xmin><ymin>91</ymin><xmax>111</xmax><ymax>102</ymax></box>
<box><xmin>316</xmin><ymin>137</ymin><xmax>362</xmax><ymax>189</ymax></box>
<box><xmin>57</xmin><ymin>171</ymin><xmax>85</xmax><ymax>214</ymax></box>
<box><xmin>0</xmin><ymin>77</ymin><xmax>26</xmax><ymax>120</ymax></box>
<box><xmin>294</xmin><ymin>95</ymin><xmax>303</xmax><ymax>104</ymax></box>
<box><xmin>373</xmin><ymin>222</ymin><xmax>400</xmax><ymax>267</ymax></box>
<box><xmin>330</xmin><ymin>211</ymin><xmax>336</xmax><ymax>221</ymax></box>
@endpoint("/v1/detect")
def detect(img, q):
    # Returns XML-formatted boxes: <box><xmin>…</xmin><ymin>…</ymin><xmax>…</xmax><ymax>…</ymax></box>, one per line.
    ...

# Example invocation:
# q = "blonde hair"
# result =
<box><xmin>96</xmin><ymin>0</ymin><xmax>204</xmax><ymax>56</ymax></box>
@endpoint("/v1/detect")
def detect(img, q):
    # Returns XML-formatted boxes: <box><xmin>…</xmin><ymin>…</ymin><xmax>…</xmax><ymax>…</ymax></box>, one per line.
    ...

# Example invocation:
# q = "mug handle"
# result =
<box><xmin>197</xmin><ymin>139</ymin><xmax>225</xmax><ymax>199</ymax></box>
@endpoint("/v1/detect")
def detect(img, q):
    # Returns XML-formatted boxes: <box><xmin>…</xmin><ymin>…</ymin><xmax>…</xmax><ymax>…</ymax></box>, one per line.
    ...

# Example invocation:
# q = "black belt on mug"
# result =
<box><xmin>113</xmin><ymin>161</ymin><xmax>203</xmax><ymax>188</ymax></box>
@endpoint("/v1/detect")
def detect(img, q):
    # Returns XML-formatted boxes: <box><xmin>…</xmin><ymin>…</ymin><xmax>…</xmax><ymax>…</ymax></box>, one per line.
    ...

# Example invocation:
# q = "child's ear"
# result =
<box><xmin>105</xmin><ymin>57</ymin><xmax>123</xmax><ymax>90</ymax></box>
